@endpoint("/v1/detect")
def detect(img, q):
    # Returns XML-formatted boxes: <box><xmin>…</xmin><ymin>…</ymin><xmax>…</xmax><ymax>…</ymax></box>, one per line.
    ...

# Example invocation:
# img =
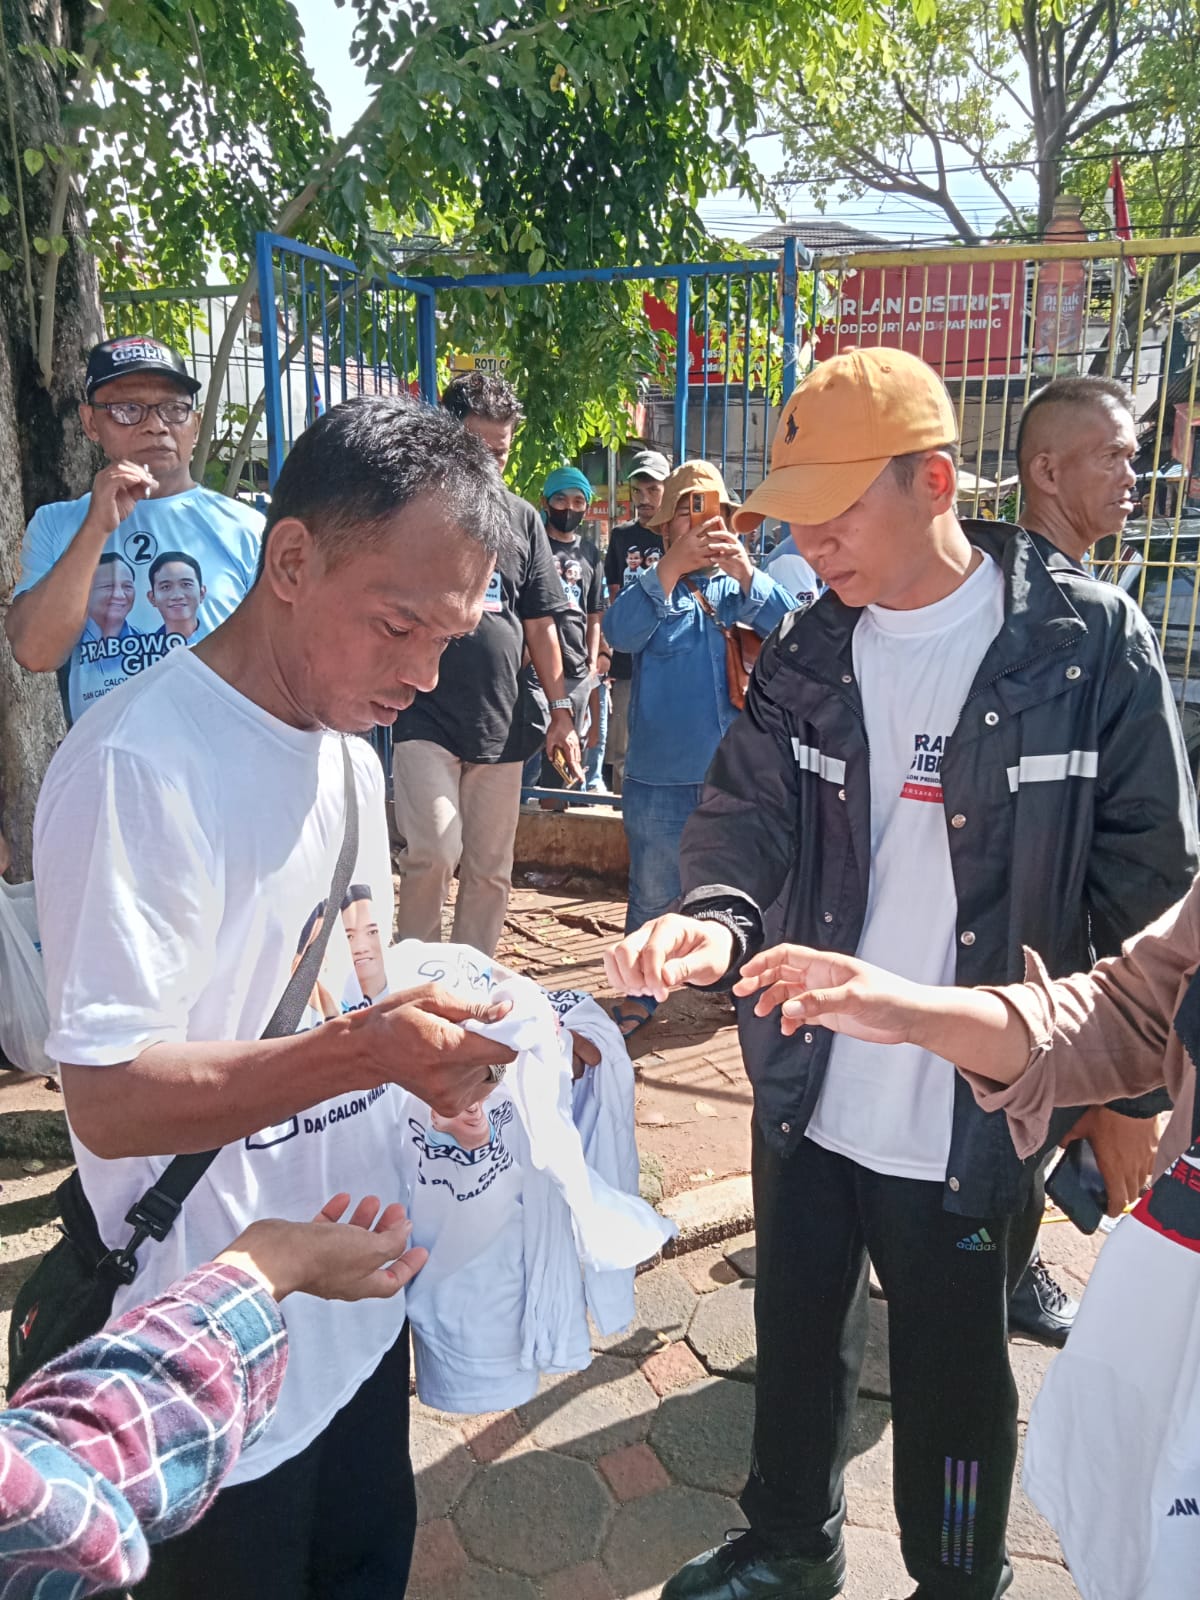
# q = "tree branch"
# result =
<box><xmin>195</xmin><ymin>0</ymin><xmax>619</xmax><ymax>478</ymax></box>
<box><xmin>962</xmin><ymin>42</ymin><xmax>1032</xmax><ymax>122</ymax></box>
<box><xmin>1069</xmin><ymin>97</ymin><xmax>1146</xmax><ymax>145</ymax></box>
<box><xmin>36</xmin><ymin>0</ymin><xmax>114</xmax><ymax>386</ymax></box>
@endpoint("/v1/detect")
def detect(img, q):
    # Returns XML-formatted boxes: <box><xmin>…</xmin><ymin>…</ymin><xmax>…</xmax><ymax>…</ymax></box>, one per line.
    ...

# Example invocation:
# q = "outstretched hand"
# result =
<box><xmin>355</xmin><ymin>983</ymin><xmax>516</xmax><ymax>1116</ymax></box>
<box><xmin>217</xmin><ymin>1193</ymin><xmax>428</xmax><ymax>1303</ymax></box>
<box><xmin>604</xmin><ymin>914</ymin><xmax>734</xmax><ymax>1003</ymax></box>
<box><xmin>733</xmin><ymin>944</ymin><xmax>926</xmax><ymax>1042</ymax></box>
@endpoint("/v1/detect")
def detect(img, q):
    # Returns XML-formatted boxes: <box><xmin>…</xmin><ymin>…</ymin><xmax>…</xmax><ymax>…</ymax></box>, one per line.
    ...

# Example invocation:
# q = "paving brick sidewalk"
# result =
<box><xmin>408</xmin><ymin>1234</ymin><xmax>1084</xmax><ymax>1599</ymax></box>
<box><xmin>397</xmin><ymin>875</ymin><xmax>1093</xmax><ymax>1600</ymax></box>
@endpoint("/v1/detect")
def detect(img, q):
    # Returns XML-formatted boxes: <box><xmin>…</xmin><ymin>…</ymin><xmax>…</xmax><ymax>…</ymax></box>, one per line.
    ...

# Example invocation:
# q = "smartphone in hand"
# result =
<box><xmin>1046</xmin><ymin>1139</ymin><xmax>1109</xmax><ymax>1235</ymax></box>
<box><xmin>688</xmin><ymin>489</ymin><xmax>721</xmax><ymax>527</ymax></box>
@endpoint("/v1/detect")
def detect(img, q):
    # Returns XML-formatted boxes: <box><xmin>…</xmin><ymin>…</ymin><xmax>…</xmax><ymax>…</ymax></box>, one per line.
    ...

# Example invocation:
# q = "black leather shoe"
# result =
<box><xmin>905</xmin><ymin>1557</ymin><xmax>1014</xmax><ymax>1597</ymax></box>
<box><xmin>1008</xmin><ymin>1255</ymin><xmax>1078</xmax><ymax>1347</ymax></box>
<box><xmin>661</xmin><ymin>1528</ymin><xmax>846</xmax><ymax>1599</ymax></box>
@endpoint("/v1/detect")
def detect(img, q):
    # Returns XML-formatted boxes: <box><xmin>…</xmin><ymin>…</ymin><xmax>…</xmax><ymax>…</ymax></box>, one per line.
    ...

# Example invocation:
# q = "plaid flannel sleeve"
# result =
<box><xmin>0</xmin><ymin>1260</ymin><xmax>287</xmax><ymax>1598</ymax></box>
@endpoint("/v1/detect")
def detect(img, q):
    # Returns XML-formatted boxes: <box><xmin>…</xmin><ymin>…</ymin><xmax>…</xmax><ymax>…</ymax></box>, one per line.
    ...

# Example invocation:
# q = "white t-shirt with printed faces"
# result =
<box><xmin>32</xmin><ymin>646</ymin><xmax>409</xmax><ymax>1484</ymax></box>
<box><xmin>806</xmin><ymin>554</ymin><xmax>1005</xmax><ymax>1180</ymax></box>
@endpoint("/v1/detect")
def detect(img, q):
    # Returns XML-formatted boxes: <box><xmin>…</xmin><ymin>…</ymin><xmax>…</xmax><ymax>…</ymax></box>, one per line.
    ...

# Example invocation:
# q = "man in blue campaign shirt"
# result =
<box><xmin>602</xmin><ymin>459</ymin><xmax>796</xmax><ymax>1034</ymax></box>
<box><xmin>6</xmin><ymin>336</ymin><xmax>262</xmax><ymax>723</ymax></box>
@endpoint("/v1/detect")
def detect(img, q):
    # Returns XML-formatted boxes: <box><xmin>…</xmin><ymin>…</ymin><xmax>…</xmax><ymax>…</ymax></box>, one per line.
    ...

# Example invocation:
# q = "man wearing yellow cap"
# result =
<box><xmin>601</xmin><ymin>460</ymin><xmax>795</xmax><ymax>1035</ymax></box>
<box><xmin>605</xmin><ymin>349</ymin><xmax>1197</xmax><ymax>1600</ymax></box>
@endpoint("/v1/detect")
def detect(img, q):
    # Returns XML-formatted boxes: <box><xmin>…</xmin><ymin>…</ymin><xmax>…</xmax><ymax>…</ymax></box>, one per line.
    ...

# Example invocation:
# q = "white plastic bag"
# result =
<box><xmin>0</xmin><ymin>879</ymin><xmax>56</xmax><ymax>1078</ymax></box>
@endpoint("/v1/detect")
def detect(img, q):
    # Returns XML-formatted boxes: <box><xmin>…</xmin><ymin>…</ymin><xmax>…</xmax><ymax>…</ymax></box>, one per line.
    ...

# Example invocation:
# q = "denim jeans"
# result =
<box><xmin>621</xmin><ymin>777</ymin><xmax>705</xmax><ymax>937</ymax></box>
<box><xmin>584</xmin><ymin>681</ymin><xmax>609</xmax><ymax>791</ymax></box>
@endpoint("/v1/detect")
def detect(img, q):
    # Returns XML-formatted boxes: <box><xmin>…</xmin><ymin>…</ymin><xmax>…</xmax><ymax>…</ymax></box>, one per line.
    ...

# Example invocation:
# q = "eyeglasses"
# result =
<box><xmin>90</xmin><ymin>399</ymin><xmax>195</xmax><ymax>426</ymax></box>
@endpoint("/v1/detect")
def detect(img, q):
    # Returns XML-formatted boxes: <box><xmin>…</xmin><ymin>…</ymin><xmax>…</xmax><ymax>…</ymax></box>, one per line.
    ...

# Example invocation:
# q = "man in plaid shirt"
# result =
<box><xmin>0</xmin><ymin>1193</ymin><xmax>423</xmax><ymax>1596</ymax></box>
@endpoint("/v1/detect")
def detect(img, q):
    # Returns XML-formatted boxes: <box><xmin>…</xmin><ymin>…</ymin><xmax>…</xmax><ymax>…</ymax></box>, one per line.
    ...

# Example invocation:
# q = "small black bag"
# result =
<box><xmin>8</xmin><ymin>1171</ymin><xmax>130</xmax><ymax>1392</ymax></box>
<box><xmin>7</xmin><ymin>740</ymin><xmax>359</xmax><ymax>1397</ymax></box>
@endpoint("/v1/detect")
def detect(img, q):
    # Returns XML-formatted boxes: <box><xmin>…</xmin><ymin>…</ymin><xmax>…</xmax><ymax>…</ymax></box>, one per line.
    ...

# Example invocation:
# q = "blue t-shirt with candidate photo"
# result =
<box><xmin>15</xmin><ymin>485</ymin><xmax>263</xmax><ymax>723</ymax></box>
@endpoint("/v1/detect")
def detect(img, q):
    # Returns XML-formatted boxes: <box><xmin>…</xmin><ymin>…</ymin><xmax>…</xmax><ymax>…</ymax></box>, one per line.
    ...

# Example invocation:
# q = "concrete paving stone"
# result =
<box><xmin>840</xmin><ymin>1522</ymin><xmax>913</xmax><ymax>1599</ymax></box>
<box><xmin>410</xmin><ymin>1411</ymin><xmax>478</xmax><ymax>1522</ymax></box>
<box><xmin>537</xmin><ymin>1561</ymin><xmax>618</xmax><ymax>1600</ymax></box>
<box><xmin>1011</xmin><ymin>1557</ymin><xmax>1080</xmax><ymax>1597</ymax></box>
<box><xmin>641</xmin><ymin>1338</ymin><xmax>707</xmax><ymax>1397</ymax></box>
<box><xmin>597</xmin><ymin>1441</ymin><xmax>672</xmax><ymax>1502</ymax></box>
<box><xmin>406</xmin><ymin>1517</ymin><xmax>469</xmax><ymax>1600</ymax></box>
<box><xmin>1009</xmin><ymin>1339</ymin><xmax>1058</xmax><ymax>1426</ymax></box>
<box><xmin>843</xmin><ymin>1399</ymin><xmax>895</xmax><ymax>1531</ymax></box>
<box><xmin>448</xmin><ymin>1564</ymin><xmax>541</xmax><ymax>1600</ymax></box>
<box><xmin>649</xmin><ymin>1376</ymin><xmax>755</xmax><ymax>1497</ymax></box>
<box><xmin>660</xmin><ymin>1175</ymin><xmax>754</xmax><ymax>1253</ymax></box>
<box><xmin>518</xmin><ymin>1354</ymin><xmax>660</xmax><ymax>1460</ymax></box>
<box><xmin>686</xmin><ymin>1276</ymin><xmax>756</xmax><ymax>1378</ymax></box>
<box><xmin>722</xmin><ymin>1231</ymin><xmax>756</xmax><ymax>1278</ymax></box>
<box><xmin>459</xmin><ymin>1408</ymin><xmax>531</xmax><ymax>1464</ymax></box>
<box><xmin>592</xmin><ymin>1262</ymin><xmax>699</xmax><ymax>1357</ymax></box>
<box><xmin>1037</xmin><ymin>1216</ymin><xmax>1108</xmax><ymax>1299</ymax></box>
<box><xmin>602</xmin><ymin>1484</ymin><xmax>743</xmax><ymax>1595</ymax></box>
<box><xmin>859</xmin><ymin>1297</ymin><xmax>890</xmax><ymax>1401</ymax></box>
<box><xmin>675</xmin><ymin>1243</ymin><xmax>741</xmax><ymax>1295</ymax></box>
<box><xmin>455</xmin><ymin>1450</ymin><xmax>613</xmax><ymax>1577</ymax></box>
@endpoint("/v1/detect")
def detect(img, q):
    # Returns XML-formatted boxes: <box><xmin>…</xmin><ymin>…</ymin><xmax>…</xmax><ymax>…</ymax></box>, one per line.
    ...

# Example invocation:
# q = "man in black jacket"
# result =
<box><xmin>1002</xmin><ymin>373</ymin><xmax>1158</xmax><ymax>1343</ymax></box>
<box><xmin>606</xmin><ymin>349</ymin><xmax>1198</xmax><ymax>1600</ymax></box>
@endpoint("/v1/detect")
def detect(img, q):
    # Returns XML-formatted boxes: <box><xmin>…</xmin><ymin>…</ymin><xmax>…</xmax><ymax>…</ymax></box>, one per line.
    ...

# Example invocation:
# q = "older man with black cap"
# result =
<box><xmin>606</xmin><ymin>348</ymin><xmax>1196</xmax><ymax>1600</ymax></box>
<box><xmin>7</xmin><ymin>336</ymin><xmax>263</xmax><ymax>723</ymax></box>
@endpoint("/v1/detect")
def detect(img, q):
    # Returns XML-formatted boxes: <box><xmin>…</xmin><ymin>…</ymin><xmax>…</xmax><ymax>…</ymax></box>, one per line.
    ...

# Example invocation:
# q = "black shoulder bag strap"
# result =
<box><xmin>102</xmin><ymin>737</ymin><xmax>360</xmax><ymax>1286</ymax></box>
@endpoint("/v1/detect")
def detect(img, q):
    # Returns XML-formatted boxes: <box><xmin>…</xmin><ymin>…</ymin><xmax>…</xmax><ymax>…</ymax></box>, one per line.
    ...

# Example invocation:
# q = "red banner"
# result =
<box><xmin>816</xmin><ymin>261</ymin><xmax>1026</xmax><ymax>379</ymax></box>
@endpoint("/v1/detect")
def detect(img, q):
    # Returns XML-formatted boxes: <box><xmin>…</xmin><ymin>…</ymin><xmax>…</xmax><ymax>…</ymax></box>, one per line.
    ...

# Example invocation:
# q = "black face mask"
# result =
<box><xmin>547</xmin><ymin>506</ymin><xmax>585</xmax><ymax>535</ymax></box>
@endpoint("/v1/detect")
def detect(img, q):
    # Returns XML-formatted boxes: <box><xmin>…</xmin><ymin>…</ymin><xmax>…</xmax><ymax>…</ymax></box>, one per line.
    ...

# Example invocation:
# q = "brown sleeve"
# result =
<box><xmin>959</xmin><ymin>884</ymin><xmax>1200</xmax><ymax>1158</ymax></box>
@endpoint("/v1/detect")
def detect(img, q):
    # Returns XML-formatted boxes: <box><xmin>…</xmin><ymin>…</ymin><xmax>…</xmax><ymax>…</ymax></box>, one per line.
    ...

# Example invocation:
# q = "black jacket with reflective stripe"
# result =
<box><xmin>679</xmin><ymin>522</ymin><xmax>1200</xmax><ymax>1217</ymax></box>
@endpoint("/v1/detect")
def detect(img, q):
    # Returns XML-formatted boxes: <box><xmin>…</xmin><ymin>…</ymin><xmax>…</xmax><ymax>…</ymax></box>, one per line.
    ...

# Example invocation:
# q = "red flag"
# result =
<box><xmin>1106</xmin><ymin>158</ymin><xmax>1138</xmax><ymax>278</ymax></box>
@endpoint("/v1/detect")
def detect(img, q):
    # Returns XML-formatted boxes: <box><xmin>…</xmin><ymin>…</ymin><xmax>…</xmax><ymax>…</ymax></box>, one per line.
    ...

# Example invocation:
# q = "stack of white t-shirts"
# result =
<box><xmin>550</xmin><ymin>987</ymin><xmax>644</xmax><ymax>1333</ymax></box>
<box><xmin>1022</xmin><ymin>1142</ymin><xmax>1200</xmax><ymax>1600</ymax></box>
<box><xmin>383</xmin><ymin>945</ymin><xmax>674</xmax><ymax>1413</ymax></box>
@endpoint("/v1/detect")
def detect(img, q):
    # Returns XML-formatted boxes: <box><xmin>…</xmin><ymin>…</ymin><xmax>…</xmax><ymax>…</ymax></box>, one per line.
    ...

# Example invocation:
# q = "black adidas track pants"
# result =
<box><xmin>741</xmin><ymin>1127</ymin><xmax>1018</xmax><ymax>1599</ymax></box>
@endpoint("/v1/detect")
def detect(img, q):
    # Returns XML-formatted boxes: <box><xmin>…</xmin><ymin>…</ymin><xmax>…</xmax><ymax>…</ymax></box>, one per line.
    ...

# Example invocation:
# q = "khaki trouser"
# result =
<box><xmin>392</xmin><ymin>740</ymin><xmax>523</xmax><ymax>956</ymax></box>
<box><xmin>607</xmin><ymin>677</ymin><xmax>631</xmax><ymax>795</ymax></box>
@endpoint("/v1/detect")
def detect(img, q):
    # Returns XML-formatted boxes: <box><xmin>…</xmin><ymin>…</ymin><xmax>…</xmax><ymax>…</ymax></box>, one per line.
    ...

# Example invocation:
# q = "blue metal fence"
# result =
<box><xmin>254</xmin><ymin>233</ymin><xmax>438</xmax><ymax>484</ymax></box>
<box><xmin>255</xmin><ymin>232</ymin><xmax>807</xmax><ymax>809</ymax></box>
<box><xmin>407</xmin><ymin>252</ymin><xmax>802</xmax><ymax>486</ymax></box>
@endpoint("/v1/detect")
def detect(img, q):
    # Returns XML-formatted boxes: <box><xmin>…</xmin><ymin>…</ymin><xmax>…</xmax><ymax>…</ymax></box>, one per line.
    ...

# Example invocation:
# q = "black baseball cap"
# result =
<box><xmin>85</xmin><ymin>336</ymin><xmax>201</xmax><ymax>401</ymax></box>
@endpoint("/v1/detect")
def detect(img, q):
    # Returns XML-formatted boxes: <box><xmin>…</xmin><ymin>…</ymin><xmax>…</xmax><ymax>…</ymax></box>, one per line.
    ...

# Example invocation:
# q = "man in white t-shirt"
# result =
<box><xmin>606</xmin><ymin>349</ymin><xmax>1196</xmax><ymax>1600</ymax></box>
<box><xmin>31</xmin><ymin>395</ymin><xmax>521</xmax><ymax>1599</ymax></box>
<box><xmin>6</xmin><ymin>336</ymin><xmax>263</xmax><ymax>723</ymax></box>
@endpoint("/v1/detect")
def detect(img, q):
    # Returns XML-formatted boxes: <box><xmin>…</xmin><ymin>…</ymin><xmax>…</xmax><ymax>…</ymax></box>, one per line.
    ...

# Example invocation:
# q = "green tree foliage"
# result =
<box><xmin>771</xmin><ymin>0</ymin><xmax>1200</xmax><ymax>244</ymax></box>
<box><xmin>288</xmin><ymin>0</ymin><xmax>865</xmax><ymax>488</ymax></box>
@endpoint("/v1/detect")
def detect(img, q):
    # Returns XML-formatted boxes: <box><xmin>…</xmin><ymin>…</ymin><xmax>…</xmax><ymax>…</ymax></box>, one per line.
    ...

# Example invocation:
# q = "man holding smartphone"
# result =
<box><xmin>601</xmin><ymin>460</ymin><xmax>795</xmax><ymax>1036</ymax></box>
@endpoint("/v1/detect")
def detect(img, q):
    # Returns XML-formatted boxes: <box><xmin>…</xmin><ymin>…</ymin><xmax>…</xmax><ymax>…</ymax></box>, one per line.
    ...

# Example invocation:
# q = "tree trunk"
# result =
<box><xmin>0</xmin><ymin>0</ymin><xmax>104</xmax><ymax>876</ymax></box>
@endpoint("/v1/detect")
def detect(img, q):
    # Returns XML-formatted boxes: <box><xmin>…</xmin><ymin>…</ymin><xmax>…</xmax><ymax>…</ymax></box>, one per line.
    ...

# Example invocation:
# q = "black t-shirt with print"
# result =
<box><xmin>392</xmin><ymin>489</ymin><xmax>565</xmax><ymax>764</ymax></box>
<box><xmin>603</xmin><ymin>519</ymin><xmax>665</xmax><ymax>681</ymax></box>
<box><xmin>546</xmin><ymin>532</ymin><xmax>605</xmax><ymax>682</ymax></box>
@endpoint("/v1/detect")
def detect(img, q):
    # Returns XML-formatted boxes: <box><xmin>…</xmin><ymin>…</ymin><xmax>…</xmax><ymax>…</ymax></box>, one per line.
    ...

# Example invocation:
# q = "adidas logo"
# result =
<box><xmin>1168</xmin><ymin>1498</ymin><xmax>1200</xmax><ymax>1517</ymax></box>
<box><xmin>955</xmin><ymin>1228</ymin><xmax>998</xmax><ymax>1252</ymax></box>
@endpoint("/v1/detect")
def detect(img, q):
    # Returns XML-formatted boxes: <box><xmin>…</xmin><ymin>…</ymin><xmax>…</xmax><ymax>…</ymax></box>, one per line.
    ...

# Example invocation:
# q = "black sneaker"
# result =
<box><xmin>661</xmin><ymin>1527</ymin><xmax>846</xmax><ymax>1599</ymax></box>
<box><xmin>1008</xmin><ymin>1256</ymin><xmax>1078</xmax><ymax>1347</ymax></box>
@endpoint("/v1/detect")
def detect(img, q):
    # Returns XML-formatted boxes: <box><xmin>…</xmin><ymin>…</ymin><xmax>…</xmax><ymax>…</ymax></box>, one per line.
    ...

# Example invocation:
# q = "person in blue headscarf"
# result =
<box><xmin>523</xmin><ymin>467</ymin><xmax>607</xmax><ymax>803</ymax></box>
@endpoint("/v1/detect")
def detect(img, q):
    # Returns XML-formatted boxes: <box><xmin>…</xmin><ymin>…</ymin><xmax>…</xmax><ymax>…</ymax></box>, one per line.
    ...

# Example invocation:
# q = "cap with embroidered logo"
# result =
<box><xmin>85</xmin><ymin>337</ymin><xmax>201</xmax><ymax>402</ymax></box>
<box><xmin>731</xmin><ymin>348</ymin><xmax>958</xmax><ymax>532</ymax></box>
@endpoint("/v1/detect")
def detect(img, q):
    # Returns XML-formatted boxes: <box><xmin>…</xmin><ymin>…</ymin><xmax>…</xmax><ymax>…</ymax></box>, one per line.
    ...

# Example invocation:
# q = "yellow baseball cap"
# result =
<box><xmin>645</xmin><ymin>460</ymin><xmax>740</xmax><ymax>528</ymax></box>
<box><xmin>731</xmin><ymin>348</ymin><xmax>959</xmax><ymax>532</ymax></box>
